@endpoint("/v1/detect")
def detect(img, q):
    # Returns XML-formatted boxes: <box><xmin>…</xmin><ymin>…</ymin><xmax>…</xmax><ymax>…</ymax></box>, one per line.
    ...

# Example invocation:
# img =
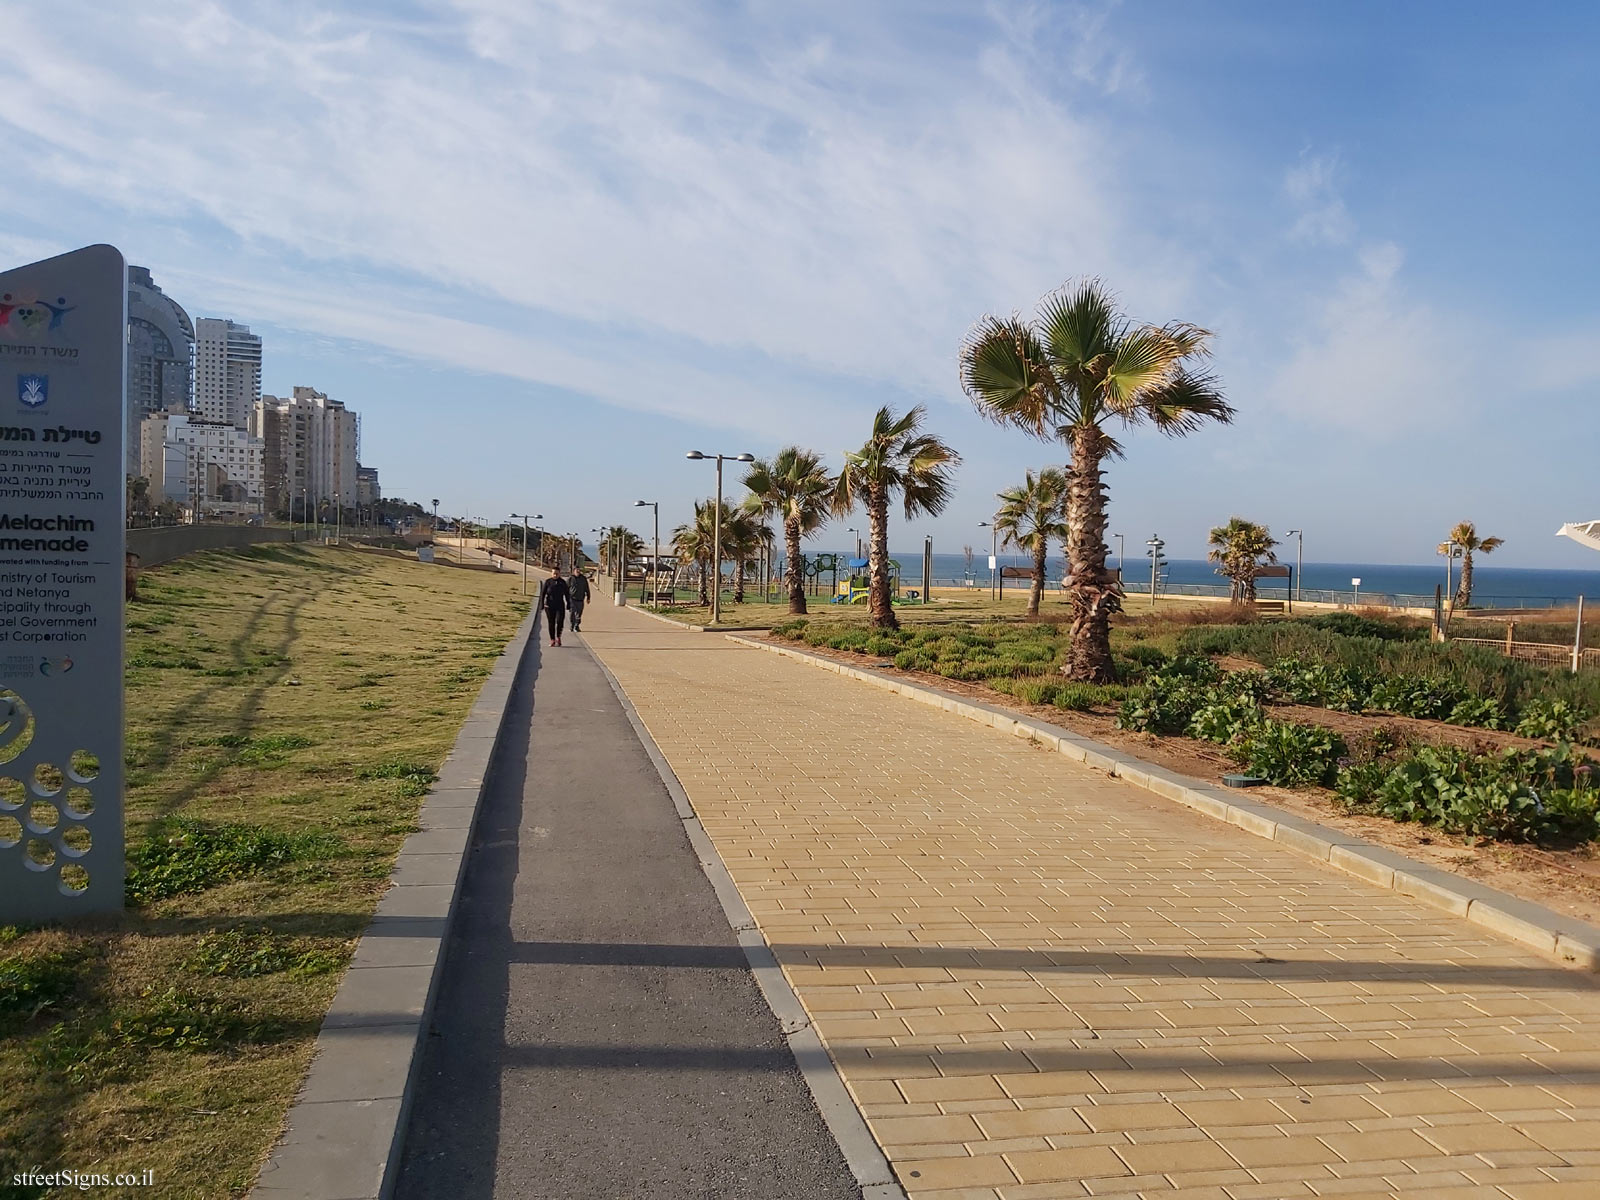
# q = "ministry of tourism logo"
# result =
<box><xmin>17</xmin><ymin>374</ymin><xmax>47</xmax><ymax>408</ymax></box>
<box><xmin>0</xmin><ymin>293</ymin><xmax>76</xmax><ymax>339</ymax></box>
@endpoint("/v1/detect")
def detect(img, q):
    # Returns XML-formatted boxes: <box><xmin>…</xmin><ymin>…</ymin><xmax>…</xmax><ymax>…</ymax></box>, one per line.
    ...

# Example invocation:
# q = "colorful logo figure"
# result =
<box><xmin>0</xmin><ymin>294</ymin><xmax>74</xmax><ymax>337</ymax></box>
<box><xmin>17</xmin><ymin>374</ymin><xmax>47</xmax><ymax>408</ymax></box>
<box><xmin>38</xmin><ymin>656</ymin><xmax>74</xmax><ymax>677</ymax></box>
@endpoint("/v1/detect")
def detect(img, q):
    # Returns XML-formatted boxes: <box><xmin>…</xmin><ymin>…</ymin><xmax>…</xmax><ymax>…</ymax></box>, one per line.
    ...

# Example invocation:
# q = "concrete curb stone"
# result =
<box><xmin>251</xmin><ymin>608</ymin><xmax>538</xmax><ymax>1200</ymax></box>
<box><xmin>728</xmin><ymin>633</ymin><xmax>1600</xmax><ymax>973</ymax></box>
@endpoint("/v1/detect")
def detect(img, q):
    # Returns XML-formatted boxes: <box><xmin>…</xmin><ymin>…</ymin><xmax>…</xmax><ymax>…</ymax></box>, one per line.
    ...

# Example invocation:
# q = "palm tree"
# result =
<box><xmin>994</xmin><ymin>469</ymin><xmax>1069</xmax><ymax>617</ymax></box>
<box><xmin>671</xmin><ymin>503</ymin><xmax>715</xmax><ymax>605</ymax></box>
<box><xmin>743</xmin><ymin>448</ymin><xmax>836</xmax><ymax>615</ymax></box>
<box><xmin>1438</xmin><ymin>521</ymin><xmax>1504</xmax><ymax>609</ymax></box>
<box><xmin>598</xmin><ymin>525</ymin><xmax>642</xmax><ymax>576</ymax></box>
<box><xmin>1207</xmin><ymin>517</ymin><xmax>1278</xmax><ymax>603</ymax></box>
<box><xmin>960</xmin><ymin>278</ymin><xmax>1233</xmax><ymax>681</ymax></box>
<box><xmin>722</xmin><ymin>501</ymin><xmax>770</xmax><ymax>604</ymax></box>
<box><xmin>834</xmin><ymin>405</ymin><xmax>960</xmax><ymax>629</ymax></box>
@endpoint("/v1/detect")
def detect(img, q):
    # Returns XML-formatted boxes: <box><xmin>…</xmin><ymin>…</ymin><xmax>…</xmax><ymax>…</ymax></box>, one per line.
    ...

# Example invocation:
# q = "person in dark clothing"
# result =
<box><xmin>537</xmin><ymin>572</ymin><xmax>569</xmax><ymax>646</ymax></box>
<box><xmin>567</xmin><ymin>569</ymin><xmax>591</xmax><ymax>631</ymax></box>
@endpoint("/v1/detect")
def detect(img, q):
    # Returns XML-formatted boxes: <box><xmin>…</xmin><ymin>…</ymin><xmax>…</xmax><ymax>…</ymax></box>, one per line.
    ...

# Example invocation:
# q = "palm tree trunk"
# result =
<box><xmin>867</xmin><ymin>486</ymin><xmax>897</xmax><ymax>629</ymax></box>
<box><xmin>734</xmin><ymin>556</ymin><xmax>746</xmax><ymax>603</ymax></box>
<box><xmin>785</xmin><ymin>518</ymin><xmax>807</xmax><ymax>614</ymax></box>
<box><xmin>1063</xmin><ymin>427</ymin><xmax>1118</xmax><ymax>682</ymax></box>
<box><xmin>1028</xmin><ymin>537</ymin><xmax>1046</xmax><ymax>617</ymax></box>
<box><xmin>698</xmin><ymin>555</ymin><xmax>709</xmax><ymax>605</ymax></box>
<box><xmin>1243</xmin><ymin>569</ymin><xmax>1257</xmax><ymax>604</ymax></box>
<box><xmin>1456</xmin><ymin>551</ymin><xmax>1473</xmax><ymax>608</ymax></box>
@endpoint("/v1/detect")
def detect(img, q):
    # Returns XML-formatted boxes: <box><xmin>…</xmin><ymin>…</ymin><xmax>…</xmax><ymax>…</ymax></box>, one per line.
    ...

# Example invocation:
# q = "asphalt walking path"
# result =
<box><xmin>579</xmin><ymin>599</ymin><xmax>1600</xmax><ymax>1200</ymax></box>
<box><xmin>395</xmin><ymin>614</ymin><xmax>859</xmax><ymax>1199</ymax></box>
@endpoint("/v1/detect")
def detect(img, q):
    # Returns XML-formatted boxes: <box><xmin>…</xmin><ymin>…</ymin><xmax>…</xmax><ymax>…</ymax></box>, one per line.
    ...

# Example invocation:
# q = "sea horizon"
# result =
<box><xmin>796</xmin><ymin>551</ymin><xmax>1600</xmax><ymax>609</ymax></box>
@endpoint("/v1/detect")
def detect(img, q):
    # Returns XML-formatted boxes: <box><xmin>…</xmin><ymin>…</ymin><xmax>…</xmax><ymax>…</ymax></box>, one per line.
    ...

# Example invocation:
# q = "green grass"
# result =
<box><xmin>0</xmin><ymin>544</ymin><xmax>528</xmax><ymax>1198</ymax></box>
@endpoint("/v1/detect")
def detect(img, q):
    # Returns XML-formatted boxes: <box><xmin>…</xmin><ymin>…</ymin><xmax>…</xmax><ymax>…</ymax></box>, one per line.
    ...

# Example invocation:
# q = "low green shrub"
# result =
<box><xmin>1445</xmin><ymin>696</ymin><xmax>1509</xmax><ymax>730</ymax></box>
<box><xmin>1231</xmin><ymin>719</ymin><xmax>1345</xmax><ymax>787</ymax></box>
<box><xmin>1116</xmin><ymin>676</ymin><xmax>1207</xmax><ymax>736</ymax></box>
<box><xmin>1514</xmin><ymin>699</ymin><xmax>1589</xmax><ymax>741</ymax></box>
<box><xmin>1186</xmin><ymin>692</ymin><xmax>1262</xmax><ymax>745</ymax></box>
<box><xmin>771</xmin><ymin>619</ymin><xmax>808</xmax><ymax>640</ymax></box>
<box><xmin>1366</xmin><ymin>674</ymin><xmax>1464</xmax><ymax>721</ymax></box>
<box><xmin>1301</xmin><ymin>612</ymin><xmax>1426</xmax><ymax>641</ymax></box>
<box><xmin>1265</xmin><ymin>657</ymin><xmax>1369</xmax><ymax>711</ymax></box>
<box><xmin>1334</xmin><ymin>743</ymin><xmax>1598</xmax><ymax>842</ymax></box>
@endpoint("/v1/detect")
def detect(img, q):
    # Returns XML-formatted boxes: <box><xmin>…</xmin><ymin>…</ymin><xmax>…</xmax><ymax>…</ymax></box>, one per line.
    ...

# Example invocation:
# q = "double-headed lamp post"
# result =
<box><xmin>509</xmin><ymin>512</ymin><xmax>542</xmax><ymax>595</ymax></box>
<box><xmin>847</xmin><ymin>527</ymin><xmax>861</xmax><ymax>560</ymax></box>
<box><xmin>1285</xmin><ymin>529</ymin><xmax>1303</xmax><ymax>608</ymax></box>
<box><xmin>634</xmin><ymin>500</ymin><xmax>659</xmax><ymax>605</ymax></box>
<box><xmin>978</xmin><ymin>520</ymin><xmax>999</xmax><ymax>600</ymax></box>
<box><xmin>686</xmin><ymin>450</ymin><xmax>754</xmax><ymax>626</ymax></box>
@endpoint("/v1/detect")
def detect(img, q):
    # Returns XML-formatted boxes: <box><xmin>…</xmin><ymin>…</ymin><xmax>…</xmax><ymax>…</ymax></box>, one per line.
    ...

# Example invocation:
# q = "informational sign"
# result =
<box><xmin>0</xmin><ymin>245</ymin><xmax>126</xmax><ymax>920</ymax></box>
<box><xmin>987</xmin><ymin>554</ymin><xmax>997</xmax><ymax>571</ymax></box>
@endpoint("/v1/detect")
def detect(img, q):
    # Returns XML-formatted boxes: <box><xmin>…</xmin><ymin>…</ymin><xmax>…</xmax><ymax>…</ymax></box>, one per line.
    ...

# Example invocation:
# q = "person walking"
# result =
<box><xmin>536</xmin><ymin>570</ymin><xmax>569</xmax><ymax>647</ymax></box>
<box><xmin>567</xmin><ymin>568</ymin><xmax>591</xmax><ymax>632</ymax></box>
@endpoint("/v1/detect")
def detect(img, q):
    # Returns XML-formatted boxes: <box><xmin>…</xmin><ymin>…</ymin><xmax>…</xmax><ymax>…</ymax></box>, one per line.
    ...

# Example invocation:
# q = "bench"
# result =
<box><xmin>1254</xmin><ymin>600</ymin><xmax>1286</xmax><ymax>616</ymax></box>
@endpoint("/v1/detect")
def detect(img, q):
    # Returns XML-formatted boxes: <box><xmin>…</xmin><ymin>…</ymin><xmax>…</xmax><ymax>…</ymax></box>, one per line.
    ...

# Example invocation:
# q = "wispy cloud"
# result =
<box><xmin>1285</xmin><ymin>151</ymin><xmax>1355</xmax><ymax>246</ymax></box>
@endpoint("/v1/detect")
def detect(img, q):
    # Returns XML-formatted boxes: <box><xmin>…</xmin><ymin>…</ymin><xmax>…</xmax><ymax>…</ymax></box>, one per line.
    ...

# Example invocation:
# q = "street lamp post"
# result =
<box><xmin>686</xmin><ymin>450</ymin><xmax>754</xmax><ymax>625</ymax></box>
<box><xmin>1113</xmin><ymin>532</ymin><xmax>1125</xmax><ymax>578</ymax></box>
<box><xmin>1285</xmin><ymin>529</ymin><xmax>1303</xmax><ymax>609</ymax></box>
<box><xmin>635</xmin><ymin>500</ymin><xmax>659</xmax><ymax>605</ymax></box>
<box><xmin>334</xmin><ymin>492</ymin><xmax>341</xmax><ymax>543</ymax></box>
<box><xmin>1146</xmin><ymin>535</ymin><xmax>1165</xmax><ymax>611</ymax></box>
<box><xmin>847</xmin><ymin>527</ymin><xmax>860</xmax><ymax>560</ymax></box>
<box><xmin>509</xmin><ymin>513</ymin><xmax>542</xmax><ymax>594</ymax></box>
<box><xmin>978</xmin><ymin>521</ymin><xmax>998</xmax><ymax>600</ymax></box>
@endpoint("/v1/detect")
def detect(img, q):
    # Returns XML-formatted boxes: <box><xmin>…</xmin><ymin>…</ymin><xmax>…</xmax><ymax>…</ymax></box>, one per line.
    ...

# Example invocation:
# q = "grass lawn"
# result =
<box><xmin>0</xmin><ymin>544</ymin><xmax>528</xmax><ymax>1199</ymax></box>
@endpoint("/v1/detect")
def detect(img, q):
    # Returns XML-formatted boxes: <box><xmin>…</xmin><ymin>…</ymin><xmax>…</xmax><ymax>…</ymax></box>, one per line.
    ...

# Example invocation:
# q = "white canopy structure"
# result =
<box><xmin>1557</xmin><ymin>520</ymin><xmax>1600</xmax><ymax>552</ymax></box>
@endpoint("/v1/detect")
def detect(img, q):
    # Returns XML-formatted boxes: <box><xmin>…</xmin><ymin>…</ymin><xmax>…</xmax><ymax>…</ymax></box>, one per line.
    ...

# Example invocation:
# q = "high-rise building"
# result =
<box><xmin>126</xmin><ymin>266</ymin><xmax>195</xmax><ymax>473</ymax></box>
<box><xmin>253</xmin><ymin>387</ymin><xmax>360</xmax><ymax>516</ymax></box>
<box><xmin>140</xmin><ymin>412</ymin><xmax>265</xmax><ymax>514</ymax></box>
<box><xmin>195</xmin><ymin>318</ymin><xmax>262</xmax><ymax>429</ymax></box>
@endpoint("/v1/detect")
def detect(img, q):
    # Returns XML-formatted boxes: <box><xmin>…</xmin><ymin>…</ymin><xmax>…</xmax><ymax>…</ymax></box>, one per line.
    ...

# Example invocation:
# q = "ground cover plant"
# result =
<box><xmin>0</xmin><ymin>544</ymin><xmax>527</xmax><ymax>1197</ymax></box>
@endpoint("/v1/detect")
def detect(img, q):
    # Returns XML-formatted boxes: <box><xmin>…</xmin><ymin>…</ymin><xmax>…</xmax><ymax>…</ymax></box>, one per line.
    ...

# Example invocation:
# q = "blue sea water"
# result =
<box><xmin>818</xmin><ymin>551</ymin><xmax>1600</xmax><ymax>609</ymax></box>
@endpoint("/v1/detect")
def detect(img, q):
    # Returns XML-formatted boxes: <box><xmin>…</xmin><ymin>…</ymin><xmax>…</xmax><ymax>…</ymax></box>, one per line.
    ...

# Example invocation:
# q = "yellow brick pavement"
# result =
<box><xmin>582</xmin><ymin>603</ymin><xmax>1600</xmax><ymax>1200</ymax></box>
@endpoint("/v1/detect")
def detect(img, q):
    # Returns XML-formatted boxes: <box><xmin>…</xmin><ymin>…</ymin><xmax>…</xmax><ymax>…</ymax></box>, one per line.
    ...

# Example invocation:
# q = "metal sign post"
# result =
<box><xmin>0</xmin><ymin>245</ymin><xmax>127</xmax><ymax>920</ymax></box>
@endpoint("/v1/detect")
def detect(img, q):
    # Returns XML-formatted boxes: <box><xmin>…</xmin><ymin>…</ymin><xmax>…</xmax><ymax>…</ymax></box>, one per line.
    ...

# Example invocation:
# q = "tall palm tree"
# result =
<box><xmin>1438</xmin><ymin>521</ymin><xmax>1504</xmax><ymax>609</ymax></box>
<box><xmin>743</xmin><ymin>447</ymin><xmax>836</xmax><ymax>614</ymax></box>
<box><xmin>1207</xmin><ymin>517</ymin><xmax>1278</xmax><ymax>603</ymax></box>
<box><xmin>671</xmin><ymin>503</ymin><xmax>716</xmax><ymax>605</ymax></box>
<box><xmin>960</xmin><ymin>278</ymin><xmax>1233</xmax><ymax>681</ymax></box>
<box><xmin>598</xmin><ymin>525</ymin><xmax>642</xmax><ymax>575</ymax></box>
<box><xmin>834</xmin><ymin>405</ymin><xmax>960</xmax><ymax>629</ymax></box>
<box><xmin>993</xmin><ymin>468</ymin><xmax>1070</xmax><ymax>617</ymax></box>
<box><xmin>722</xmin><ymin>501</ymin><xmax>770</xmax><ymax>604</ymax></box>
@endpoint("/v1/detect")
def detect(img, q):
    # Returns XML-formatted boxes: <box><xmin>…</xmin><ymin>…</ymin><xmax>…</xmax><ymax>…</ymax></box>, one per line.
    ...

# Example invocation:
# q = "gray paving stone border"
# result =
<box><xmin>252</xmin><ymin>609</ymin><xmax>538</xmax><ymax>1200</ymax></box>
<box><xmin>730</xmin><ymin>634</ymin><xmax>1600</xmax><ymax>974</ymax></box>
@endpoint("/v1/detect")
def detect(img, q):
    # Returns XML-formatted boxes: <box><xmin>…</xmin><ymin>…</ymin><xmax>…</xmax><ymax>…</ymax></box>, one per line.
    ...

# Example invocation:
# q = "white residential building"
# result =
<box><xmin>140</xmin><ymin>412</ymin><xmax>265</xmax><ymax>513</ymax></box>
<box><xmin>253</xmin><ymin>387</ymin><xmax>359</xmax><ymax>516</ymax></box>
<box><xmin>195</xmin><ymin>318</ymin><xmax>263</xmax><ymax>429</ymax></box>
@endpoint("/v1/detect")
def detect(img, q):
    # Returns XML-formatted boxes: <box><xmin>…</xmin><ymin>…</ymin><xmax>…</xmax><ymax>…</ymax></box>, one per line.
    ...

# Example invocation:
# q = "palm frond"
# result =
<box><xmin>960</xmin><ymin>315</ymin><xmax>1056</xmax><ymax>438</ymax></box>
<box><xmin>1136</xmin><ymin>368</ymin><xmax>1233</xmax><ymax>434</ymax></box>
<box><xmin>1038</xmin><ymin>278</ymin><xmax>1117</xmax><ymax>369</ymax></box>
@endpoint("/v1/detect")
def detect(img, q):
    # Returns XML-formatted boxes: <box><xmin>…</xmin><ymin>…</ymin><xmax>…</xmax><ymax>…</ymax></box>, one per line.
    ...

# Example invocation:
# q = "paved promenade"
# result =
<box><xmin>582</xmin><ymin>599</ymin><xmax>1600</xmax><ymax>1200</ymax></box>
<box><xmin>396</xmin><ymin>626</ymin><xmax>857</xmax><ymax>1198</ymax></box>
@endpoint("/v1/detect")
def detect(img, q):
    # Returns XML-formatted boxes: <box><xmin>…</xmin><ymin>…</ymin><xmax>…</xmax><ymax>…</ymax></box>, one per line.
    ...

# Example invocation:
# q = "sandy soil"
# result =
<box><xmin>764</xmin><ymin>635</ymin><xmax>1600</xmax><ymax>926</ymax></box>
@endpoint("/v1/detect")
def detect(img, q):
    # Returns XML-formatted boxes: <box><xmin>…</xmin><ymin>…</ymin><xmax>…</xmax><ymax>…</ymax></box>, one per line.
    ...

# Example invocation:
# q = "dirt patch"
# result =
<box><xmin>759</xmin><ymin>634</ymin><xmax>1600</xmax><ymax>927</ymax></box>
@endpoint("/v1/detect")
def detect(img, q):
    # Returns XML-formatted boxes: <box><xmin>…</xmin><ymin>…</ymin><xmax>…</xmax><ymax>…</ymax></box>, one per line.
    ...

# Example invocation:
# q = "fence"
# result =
<box><xmin>1449</xmin><ymin>638</ymin><xmax>1598</xmax><ymax>671</ymax></box>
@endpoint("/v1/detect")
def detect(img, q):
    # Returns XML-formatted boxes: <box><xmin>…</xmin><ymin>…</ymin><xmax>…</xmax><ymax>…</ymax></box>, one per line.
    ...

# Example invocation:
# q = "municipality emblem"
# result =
<box><xmin>17</xmin><ymin>374</ymin><xmax>47</xmax><ymax>408</ymax></box>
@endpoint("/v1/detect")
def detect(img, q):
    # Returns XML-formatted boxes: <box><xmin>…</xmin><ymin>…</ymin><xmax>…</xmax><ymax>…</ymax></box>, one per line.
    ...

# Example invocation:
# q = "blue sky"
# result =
<box><xmin>4</xmin><ymin>0</ymin><xmax>1597</xmax><ymax>566</ymax></box>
